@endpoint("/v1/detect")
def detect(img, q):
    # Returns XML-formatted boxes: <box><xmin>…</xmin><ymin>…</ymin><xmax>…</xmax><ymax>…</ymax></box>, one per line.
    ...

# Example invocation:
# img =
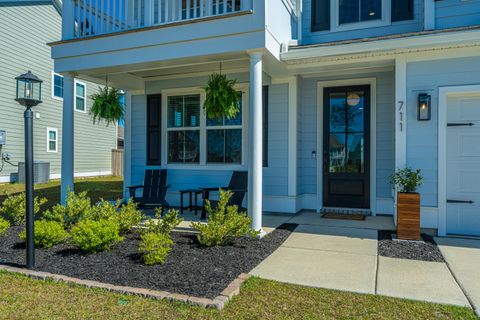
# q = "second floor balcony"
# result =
<box><xmin>66</xmin><ymin>0</ymin><xmax>256</xmax><ymax>40</ymax></box>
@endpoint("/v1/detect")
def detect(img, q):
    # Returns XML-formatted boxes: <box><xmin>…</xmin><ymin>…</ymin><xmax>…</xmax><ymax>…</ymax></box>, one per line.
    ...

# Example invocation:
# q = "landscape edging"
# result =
<box><xmin>0</xmin><ymin>264</ymin><xmax>250</xmax><ymax>310</ymax></box>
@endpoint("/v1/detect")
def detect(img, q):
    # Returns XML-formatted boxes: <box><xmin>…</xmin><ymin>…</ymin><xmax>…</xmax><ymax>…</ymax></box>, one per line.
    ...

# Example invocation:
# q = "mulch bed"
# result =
<box><xmin>0</xmin><ymin>223</ymin><xmax>297</xmax><ymax>299</ymax></box>
<box><xmin>378</xmin><ymin>230</ymin><xmax>445</xmax><ymax>262</ymax></box>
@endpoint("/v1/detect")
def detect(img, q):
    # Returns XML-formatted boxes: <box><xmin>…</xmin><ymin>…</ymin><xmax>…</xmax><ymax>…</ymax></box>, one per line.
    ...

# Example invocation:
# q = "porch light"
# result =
<box><xmin>418</xmin><ymin>93</ymin><xmax>431</xmax><ymax>121</ymax></box>
<box><xmin>15</xmin><ymin>71</ymin><xmax>43</xmax><ymax>108</ymax></box>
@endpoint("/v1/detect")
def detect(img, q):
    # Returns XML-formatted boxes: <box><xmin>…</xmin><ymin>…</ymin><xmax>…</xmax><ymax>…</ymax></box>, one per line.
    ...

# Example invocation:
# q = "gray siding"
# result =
<box><xmin>436</xmin><ymin>0</ymin><xmax>480</xmax><ymax>29</ymax></box>
<box><xmin>406</xmin><ymin>56</ymin><xmax>480</xmax><ymax>207</ymax></box>
<box><xmin>302</xmin><ymin>0</ymin><xmax>423</xmax><ymax>45</ymax></box>
<box><xmin>131</xmin><ymin>79</ymin><xmax>289</xmax><ymax>204</ymax></box>
<box><xmin>298</xmin><ymin>71</ymin><xmax>395</xmax><ymax>200</ymax></box>
<box><xmin>0</xmin><ymin>3</ymin><xmax>117</xmax><ymax>182</ymax></box>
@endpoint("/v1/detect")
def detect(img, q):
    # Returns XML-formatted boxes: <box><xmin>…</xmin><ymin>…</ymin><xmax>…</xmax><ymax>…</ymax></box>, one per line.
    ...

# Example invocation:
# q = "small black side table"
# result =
<box><xmin>179</xmin><ymin>189</ymin><xmax>203</xmax><ymax>215</ymax></box>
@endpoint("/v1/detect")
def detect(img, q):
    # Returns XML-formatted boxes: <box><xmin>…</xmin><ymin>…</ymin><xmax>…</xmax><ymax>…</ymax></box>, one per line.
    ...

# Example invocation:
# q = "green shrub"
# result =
<box><xmin>71</xmin><ymin>219</ymin><xmax>122</xmax><ymax>253</ymax></box>
<box><xmin>138</xmin><ymin>232</ymin><xmax>174</xmax><ymax>265</ymax></box>
<box><xmin>0</xmin><ymin>217</ymin><xmax>10</xmax><ymax>236</ymax></box>
<box><xmin>20</xmin><ymin>220</ymin><xmax>68</xmax><ymax>249</ymax></box>
<box><xmin>0</xmin><ymin>193</ymin><xmax>47</xmax><ymax>225</ymax></box>
<box><xmin>191</xmin><ymin>190</ymin><xmax>259</xmax><ymax>247</ymax></box>
<box><xmin>85</xmin><ymin>200</ymin><xmax>118</xmax><ymax>222</ymax></box>
<box><xmin>116</xmin><ymin>200</ymin><xmax>145</xmax><ymax>234</ymax></box>
<box><xmin>390</xmin><ymin>168</ymin><xmax>424</xmax><ymax>193</ymax></box>
<box><xmin>145</xmin><ymin>209</ymin><xmax>183</xmax><ymax>236</ymax></box>
<box><xmin>44</xmin><ymin>191</ymin><xmax>92</xmax><ymax>228</ymax></box>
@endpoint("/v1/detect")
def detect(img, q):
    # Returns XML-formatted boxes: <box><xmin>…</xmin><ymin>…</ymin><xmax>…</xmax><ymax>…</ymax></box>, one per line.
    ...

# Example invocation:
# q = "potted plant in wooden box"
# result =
<box><xmin>390</xmin><ymin>168</ymin><xmax>424</xmax><ymax>240</ymax></box>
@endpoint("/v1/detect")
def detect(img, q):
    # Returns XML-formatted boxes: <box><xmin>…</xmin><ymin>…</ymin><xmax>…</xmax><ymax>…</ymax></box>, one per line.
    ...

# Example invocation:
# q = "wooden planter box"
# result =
<box><xmin>397</xmin><ymin>192</ymin><xmax>421</xmax><ymax>241</ymax></box>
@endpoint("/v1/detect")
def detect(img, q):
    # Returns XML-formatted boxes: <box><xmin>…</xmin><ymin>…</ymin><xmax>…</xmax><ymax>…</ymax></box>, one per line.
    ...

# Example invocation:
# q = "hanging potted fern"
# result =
<box><xmin>90</xmin><ymin>86</ymin><xmax>124</xmax><ymax>126</ymax></box>
<box><xmin>204</xmin><ymin>73</ymin><xmax>241</xmax><ymax>120</ymax></box>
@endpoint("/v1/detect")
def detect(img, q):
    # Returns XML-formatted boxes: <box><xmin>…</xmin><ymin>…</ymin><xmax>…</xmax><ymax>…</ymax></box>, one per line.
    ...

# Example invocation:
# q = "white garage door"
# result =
<box><xmin>446</xmin><ymin>95</ymin><xmax>480</xmax><ymax>236</ymax></box>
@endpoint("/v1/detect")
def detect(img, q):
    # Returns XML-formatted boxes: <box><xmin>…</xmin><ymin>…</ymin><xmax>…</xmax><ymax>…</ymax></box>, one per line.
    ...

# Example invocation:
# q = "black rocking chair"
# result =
<box><xmin>200</xmin><ymin>171</ymin><xmax>248</xmax><ymax>219</ymax></box>
<box><xmin>128</xmin><ymin>169</ymin><xmax>170</xmax><ymax>211</ymax></box>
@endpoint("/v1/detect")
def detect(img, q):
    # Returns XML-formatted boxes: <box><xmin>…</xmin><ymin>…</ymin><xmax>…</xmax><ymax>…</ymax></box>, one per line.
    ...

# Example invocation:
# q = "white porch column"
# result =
<box><xmin>61</xmin><ymin>0</ymin><xmax>75</xmax><ymax>40</ymax></box>
<box><xmin>394</xmin><ymin>54</ymin><xmax>408</xmax><ymax>223</ymax></box>
<box><xmin>61</xmin><ymin>73</ymin><xmax>75</xmax><ymax>204</ymax></box>
<box><xmin>248</xmin><ymin>52</ymin><xmax>264</xmax><ymax>233</ymax></box>
<box><xmin>123</xmin><ymin>92</ymin><xmax>133</xmax><ymax>200</ymax></box>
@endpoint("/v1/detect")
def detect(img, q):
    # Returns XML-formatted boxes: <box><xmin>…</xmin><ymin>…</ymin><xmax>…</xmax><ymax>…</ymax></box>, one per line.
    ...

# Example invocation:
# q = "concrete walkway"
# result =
<box><xmin>251</xmin><ymin>212</ymin><xmax>472</xmax><ymax>309</ymax></box>
<box><xmin>435</xmin><ymin>237</ymin><xmax>480</xmax><ymax>315</ymax></box>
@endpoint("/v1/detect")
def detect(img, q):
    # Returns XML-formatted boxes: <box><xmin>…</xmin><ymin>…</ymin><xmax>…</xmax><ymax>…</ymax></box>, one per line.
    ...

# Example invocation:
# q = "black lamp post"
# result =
<box><xmin>15</xmin><ymin>71</ymin><xmax>43</xmax><ymax>269</ymax></box>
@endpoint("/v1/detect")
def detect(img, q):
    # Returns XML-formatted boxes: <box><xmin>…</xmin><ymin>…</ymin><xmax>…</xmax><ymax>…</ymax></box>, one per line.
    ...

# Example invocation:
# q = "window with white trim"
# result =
<box><xmin>52</xmin><ymin>72</ymin><xmax>64</xmax><ymax>100</ymax></box>
<box><xmin>206</xmin><ymin>96</ymin><xmax>242</xmax><ymax>164</ymax></box>
<box><xmin>75</xmin><ymin>81</ymin><xmax>86</xmax><ymax>112</ymax></box>
<box><xmin>47</xmin><ymin>128</ymin><xmax>58</xmax><ymax>153</ymax></box>
<box><xmin>167</xmin><ymin>94</ymin><xmax>201</xmax><ymax>164</ymax></box>
<box><xmin>164</xmin><ymin>90</ymin><xmax>245</xmax><ymax>166</ymax></box>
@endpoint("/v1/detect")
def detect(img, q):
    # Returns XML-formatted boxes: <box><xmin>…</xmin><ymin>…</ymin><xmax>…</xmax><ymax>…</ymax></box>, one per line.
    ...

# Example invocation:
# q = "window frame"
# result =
<box><xmin>46</xmin><ymin>127</ymin><xmax>58</xmax><ymax>153</ymax></box>
<box><xmin>74</xmin><ymin>80</ymin><xmax>87</xmax><ymax>113</ymax></box>
<box><xmin>160</xmin><ymin>85</ymin><xmax>248</xmax><ymax>170</ymax></box>
<box><xmin>51</xmin><ymin>71</ymin><xmax>64</xmax><ymax>101</ymax></box>
<box><xmin>331</xmin><ymin>0</ymin><xmax>390</xmax><ymax>32</ymax></box>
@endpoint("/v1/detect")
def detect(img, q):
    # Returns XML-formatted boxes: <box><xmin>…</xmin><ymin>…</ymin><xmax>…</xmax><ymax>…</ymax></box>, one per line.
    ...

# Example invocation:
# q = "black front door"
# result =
<box><xmin>323</xmin><ymin>85</ymin><xmax>370</xmax><ymax>209</ymax></box>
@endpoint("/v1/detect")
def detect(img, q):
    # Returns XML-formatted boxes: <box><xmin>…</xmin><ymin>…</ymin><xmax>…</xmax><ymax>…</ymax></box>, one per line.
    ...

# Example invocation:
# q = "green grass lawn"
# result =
<box><xmin>0</xmin><ymin>271</ymin><xmax>476</xmax><ymax>320</ymax></box>
<box><xmin>0</xmin><ymin>176</ymin><xmax>124</xmax><ymax>209</ymax></box>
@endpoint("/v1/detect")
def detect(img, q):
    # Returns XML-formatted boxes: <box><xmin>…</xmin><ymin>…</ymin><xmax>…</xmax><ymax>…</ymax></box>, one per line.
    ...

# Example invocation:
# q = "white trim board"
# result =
<box><xmin>316</xmin><ymin>78</ymin><xmax>377</xmax><ymax>215</ymax></box>
<box><xmin>0</xmin><ymin>171</ymin><xmax>113</xmax><ymax>184</ymax></box>
<box><xmin>438</xmin><ymin>85</ymin><xmax>480</xmax><ymax>236</ymax></box>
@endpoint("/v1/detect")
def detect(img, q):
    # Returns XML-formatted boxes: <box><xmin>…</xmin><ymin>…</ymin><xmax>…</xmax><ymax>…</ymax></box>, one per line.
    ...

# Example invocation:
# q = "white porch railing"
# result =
<box><xmin>69</xmin><ymin>0</ymin><xmax>253</xmax><ymax>39</ymax></box>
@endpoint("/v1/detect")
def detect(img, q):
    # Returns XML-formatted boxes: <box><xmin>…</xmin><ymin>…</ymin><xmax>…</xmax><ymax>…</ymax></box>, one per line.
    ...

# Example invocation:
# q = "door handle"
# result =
<box><xmin>447</xmin><ymin>199</ymin><xmax>475</xmax><ymax>204</ymax></box>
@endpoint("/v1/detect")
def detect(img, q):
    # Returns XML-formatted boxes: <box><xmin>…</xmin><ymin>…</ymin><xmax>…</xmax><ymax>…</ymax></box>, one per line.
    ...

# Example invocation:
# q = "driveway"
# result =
<box><xmin>435</xmin><ymin>237</ymin><xmax>480</xmax><ymax>316</ymax></box>
<box><xmin>251</xmin><ymin>212</ymin><xmax>472</xmax><ymax>309</ymax></box>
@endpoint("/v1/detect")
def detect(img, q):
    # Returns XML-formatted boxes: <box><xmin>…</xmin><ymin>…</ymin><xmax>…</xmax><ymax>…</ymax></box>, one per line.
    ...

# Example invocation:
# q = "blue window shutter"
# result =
<box><xmin>147</xmin><ymin>94</ymin><xmax>162</xmax><ymax>166</ymax></box>
<box><xmin>312</xmin><ymin>0</ymin><xmax>330</xmax><ymax>31</ymax></box>
<box><xmin>263</xmin><ymin>86</ymin><xmax>268</xmax><ymax>167</ymax></box>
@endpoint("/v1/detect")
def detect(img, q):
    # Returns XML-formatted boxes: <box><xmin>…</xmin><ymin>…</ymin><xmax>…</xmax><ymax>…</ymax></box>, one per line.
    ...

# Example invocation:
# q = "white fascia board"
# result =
<box><xmin>54</xmin><ymin>31</ymin><xmax>266</xmax><ymax>73</ymax></box>
<box><xmin>282</xmin><ymin>28</ymin><xmax>480</xmax><ymax>62</ymax></box>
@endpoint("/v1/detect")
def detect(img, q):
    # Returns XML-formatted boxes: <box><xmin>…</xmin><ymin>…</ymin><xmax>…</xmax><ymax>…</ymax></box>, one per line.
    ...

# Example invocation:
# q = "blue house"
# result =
<box><xmin>50</xmin><ymin>0</ymin><xmax>480</xmax><ymax>237</ymax></box>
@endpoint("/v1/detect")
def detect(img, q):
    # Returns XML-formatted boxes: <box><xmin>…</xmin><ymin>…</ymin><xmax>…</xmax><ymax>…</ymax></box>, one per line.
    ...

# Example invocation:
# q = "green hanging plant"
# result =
<box><xmin>204</xmin><ymin>73</ymin><xmax>241</xmax><ymax>120</ymax></box>
<box><xmin>90</xmin><ymin>86</ymin><xmax>124</xmax><ymax>126</ymax></box>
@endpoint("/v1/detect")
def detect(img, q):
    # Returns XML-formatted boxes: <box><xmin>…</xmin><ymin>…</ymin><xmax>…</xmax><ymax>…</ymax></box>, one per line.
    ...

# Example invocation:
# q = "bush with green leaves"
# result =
<box><xmin>138</xmin><ymin>231</ymin><xmax>174</xmax><ymax>265</ymax></box>
<box><xmin>43</xmin><ymin>191</ymin><xmax>92</xmax><ymax>228</ymax></box>
<box><xmin>116</xmin><ymin>200</ymin><xmax>145</xmax><ymax>234</ymax></box>
<box><xmin>139</xmin><ymin>209</ymin><xmax>182</xmax><ymax>265</ymax></box>
<box><xmin>145</xmin><ymin>209</ymin><xmax>183</xmax><ymax>236</ymax></box>
<box><xmin>71</xmin><ymin>219</ymin><xmax>122</xmax><ymax>253</ymax></box>
<box><xmin>0</xmin><ymin>193</ymin><xmax>47</xmax><ymax>225</ymax></box>
<box><xmin>390</xmin><ymin>168</ymin><xmax>424</xmax><ymax>193</ymax></box>
<box><xmin>20</xmin><ymin>220</ymin><xmax>68</xmax><ymax>249</ymax></box>
<box><xmin>191</xmin><ymin>190</ymin><xmax>259</xmax><ymax>247</ymax></box>
<box><xmin>0</xmin><ymin>217</ymin><xmax>10</xmax><ymax>236</ymax></box>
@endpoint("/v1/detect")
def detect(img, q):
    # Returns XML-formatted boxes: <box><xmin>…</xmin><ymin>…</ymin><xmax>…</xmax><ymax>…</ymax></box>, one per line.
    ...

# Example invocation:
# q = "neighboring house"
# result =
<box><xmin>0</xmin><ymin>0</ymin><xmax>117</xmax><ymax>183</ymax></box>
<box><xmin>51</xmin><ymin>0</ymin><xmax>480</xmax><ymax>237</ymax></box>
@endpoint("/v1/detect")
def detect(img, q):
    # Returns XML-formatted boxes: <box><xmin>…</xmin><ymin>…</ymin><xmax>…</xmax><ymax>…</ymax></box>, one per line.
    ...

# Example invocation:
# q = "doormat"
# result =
<box><xmin>321</xmin><ymin>213</ymin><xmax>366</xmax><ymax>221</ymax></box>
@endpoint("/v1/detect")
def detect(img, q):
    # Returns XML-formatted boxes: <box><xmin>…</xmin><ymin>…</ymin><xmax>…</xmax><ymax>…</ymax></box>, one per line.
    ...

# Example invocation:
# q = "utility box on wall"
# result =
<box><xmin>0</xmin><ymin>130</ymin><xmax>6</xmax><ymax>145</ymax></box>
<box><xmin>18</xmin><ymin>161</ymin><xmax>50</xmax><ymax>184</ymax></box>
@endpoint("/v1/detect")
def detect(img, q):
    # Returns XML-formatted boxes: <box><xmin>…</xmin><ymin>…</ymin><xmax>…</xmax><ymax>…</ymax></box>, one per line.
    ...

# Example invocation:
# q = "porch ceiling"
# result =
<box><xmin>73</xmin><ymin>50</ymin><xmax>289</xmax><ymax>91</ymax></box>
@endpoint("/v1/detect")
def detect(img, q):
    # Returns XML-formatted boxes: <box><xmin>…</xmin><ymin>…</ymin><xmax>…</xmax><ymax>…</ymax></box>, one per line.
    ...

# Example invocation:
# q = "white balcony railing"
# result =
<box><xmin>69</xmin><ymin>0</ymin><xmax>253</xmax><ymax>39</ymax></box>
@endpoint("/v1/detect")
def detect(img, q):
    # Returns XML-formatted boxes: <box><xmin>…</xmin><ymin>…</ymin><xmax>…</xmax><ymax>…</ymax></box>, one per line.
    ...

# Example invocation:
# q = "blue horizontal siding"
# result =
<box><xmin>406</xmin><ymin>56</ymin><xmax>480</xmax><ymax>207</ymax></box>
<box><xmin>435</xmin><ymin>0</ymin><xmax>480</xmax><ymax>29</ymax></box>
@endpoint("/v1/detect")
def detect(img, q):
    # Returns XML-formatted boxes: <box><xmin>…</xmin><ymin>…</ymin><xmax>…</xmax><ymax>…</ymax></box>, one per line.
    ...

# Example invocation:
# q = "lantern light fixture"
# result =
<box><xmin>418</xmin><ymin>93</ymin><xmax>431</xmax><ymax>121</ymax></box>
